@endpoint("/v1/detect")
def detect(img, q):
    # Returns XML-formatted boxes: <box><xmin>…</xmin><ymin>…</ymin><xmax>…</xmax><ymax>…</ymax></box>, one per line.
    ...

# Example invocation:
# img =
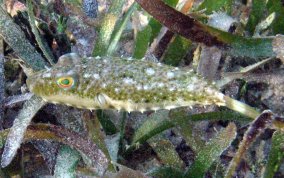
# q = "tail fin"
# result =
<box><xmin>224</xmin><ymin>95</ymin><xmax>260</xmax><ymax>119</ymax></box>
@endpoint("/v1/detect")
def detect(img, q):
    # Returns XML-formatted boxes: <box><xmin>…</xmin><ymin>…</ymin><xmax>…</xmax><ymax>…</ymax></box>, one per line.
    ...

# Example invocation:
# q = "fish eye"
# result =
<box><xmin>57</xmin><ymin>77</ymin><xmax>75</xmax><ymax>89</ymax></box>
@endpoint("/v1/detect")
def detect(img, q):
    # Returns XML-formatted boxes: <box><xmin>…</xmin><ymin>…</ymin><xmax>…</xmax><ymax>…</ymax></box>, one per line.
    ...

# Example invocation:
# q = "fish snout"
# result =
<box><xmin>26</xmin><ymin>77</ymin><xmax>35</xmax><ymax>92</ymax></box>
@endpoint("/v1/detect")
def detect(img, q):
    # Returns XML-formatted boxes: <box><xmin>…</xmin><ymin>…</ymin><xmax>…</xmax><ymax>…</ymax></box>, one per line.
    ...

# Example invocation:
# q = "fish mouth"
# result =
<box><xmin>40</xmin><ymin>94</ymin><xmax>96</xmax><ymax>109</ymax></box>
<box><xmin>26</xmin><ymin>75</ymin><xmax>43</xmax><ymax>94</ymax></box>
<box><xmin>26</xmin><ymin>77</ymin><xmax>35</xmax><ymax>92</ymax></box>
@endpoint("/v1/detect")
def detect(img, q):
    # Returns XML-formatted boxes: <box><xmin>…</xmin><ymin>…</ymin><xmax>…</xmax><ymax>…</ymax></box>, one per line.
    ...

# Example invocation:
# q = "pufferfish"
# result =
<box><xmin>26</xmin><ymin>53</ymin><xmax>259</xmax><ymax>118</ymax></box>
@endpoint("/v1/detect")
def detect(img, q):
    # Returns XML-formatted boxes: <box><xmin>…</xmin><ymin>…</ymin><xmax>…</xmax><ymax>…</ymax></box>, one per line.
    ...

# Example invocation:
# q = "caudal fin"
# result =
<box><xmin>224</xmin><ymin>95</ymin><xmax>260</xmax><ymax>119</ymax></box>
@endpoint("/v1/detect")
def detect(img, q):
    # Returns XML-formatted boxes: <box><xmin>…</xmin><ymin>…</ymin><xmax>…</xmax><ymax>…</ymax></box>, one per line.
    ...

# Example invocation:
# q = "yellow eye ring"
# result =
<box><xmin>57</xmin><ymin>77</ymin><xmax>75</xmax><ymax>89</ymax></box>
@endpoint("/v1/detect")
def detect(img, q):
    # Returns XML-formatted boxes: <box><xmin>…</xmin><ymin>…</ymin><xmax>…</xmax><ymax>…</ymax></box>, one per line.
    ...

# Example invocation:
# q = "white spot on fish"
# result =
<box><xmin>77</xmin><ymin>39</ymin><xmax>88</xmax><ymax>46</ymax></box>
<box><xmin>55</xmin><ymin>72</ymin><xmax>64</xmax><ymax>77</ymax></box>
<box><xmin>83</xmin><ymin>73</ymin><xmax>92</xmax><ymax>78</ymax></box>
<box><xmin>166</xmin><ymin>71</ymin><xmax>175</xmax><ymax>79</ymax></box>
<box><xmin>44</xmin><ymin>66</ymin><xmax>51</xmax><ymax>70</ymax></box>
<box><xmin>150</xmin><ymin>82</ymin><xmax>157</xmax><ymax>89</ymax></box>
<box><xmin>139</xmin><ymin>108</ymin><xmax>146</xmax><ymax>113</ymax></box>
<box><xmin>165</xmin><ymin>105</ymin><xmax>176</xmax><ymax>110</ymax></box>
<box><xmin>67</xmin><ymin>70</ymin><xmax>75</xmax><ymax>75</ymax></box>
<box><xmin>151</xmin><ymin>107</ymin><xmax>160</xmax><ymax>111</ymax></box>
<box><xmin>205</xmin><ymin>88</ymin><xmax>214</xmax><ymax>95</ymax></box>
<box><xmin>191</xmin><ymin>76</ymin><xmax>198</xmax><ymax>82</ymax></box>
<box><xmin>136</xmin><ymin>84</ymin><xmax>142</xmax><ymax>90</ymax></box>
<box><xmin>123</xmin><ymin>77</ymin><xmax>135</xmax><ymax>85</ymax></box>
<box><xmin>143</xmin><ymin>84</ymin><xmax>150</xmax><ymax>90</ymax></box>
<box><xmin>187</xmin><ymin>84</ymin><xmax>195</xmax><ymax>91</ymax></box>
<box><xmin>145</xmin><ymin>68</ymin><xmax>155</xmax><ymax>76</ymax></box>
<box><xmin>127</xmin><ymin>99</ymin><xmax>133</xmax><ymax>103</ymax></box>
<box><xmin>158</xmin><ymin>83</ymin><xmax>164</xmax><ymax>87</ymax></box>
<box><xmin>86</xmin><ymin>57</ymin><xmax>94</xmax><ymax>60</ymax></box>
<box><xmin>114</xmin><ymin>88</ymin><xmax>120</xmax><ymax>93</ymax></box>
<box><xmin>95</xmin><ymin>56</ymin><xmax>101</xmax><ymax>60</ymax></box>
<box><xmin>102</xmin><ymin>69</ymin><xmax>109</xmax><ymax>74</ymax></box>
<box><xmin>169</xmin><ymin>87</ymin><xmax>175</xmax><ymax>91</ymax></box>
<box><xmin>42</xmin><ymin>73</ymin><xmax>51</xmax><ymax>78</ymax></box>
<box><xmin>93</xmin><ymin>73</ymin><xmax>100</xmax><ymax>79</ymax></box>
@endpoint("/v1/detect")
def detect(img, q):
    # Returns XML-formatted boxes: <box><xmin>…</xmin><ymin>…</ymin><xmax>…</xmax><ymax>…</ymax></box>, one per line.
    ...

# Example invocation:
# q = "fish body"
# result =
<box><xmin>27</xmin><ymin>53</ymin><xmax>225</xmax><ymax>112</ymax></box>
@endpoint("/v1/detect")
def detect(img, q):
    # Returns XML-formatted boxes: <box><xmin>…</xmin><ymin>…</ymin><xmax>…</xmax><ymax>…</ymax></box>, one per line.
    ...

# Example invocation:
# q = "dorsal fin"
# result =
<box><xmin>56</xmin><ymin>53</ymin><xmax>81</xmax><ymax>67</ymax></box>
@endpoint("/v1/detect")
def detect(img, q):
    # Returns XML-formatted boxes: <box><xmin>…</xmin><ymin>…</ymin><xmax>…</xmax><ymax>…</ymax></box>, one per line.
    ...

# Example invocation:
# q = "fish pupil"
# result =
<box><xmin>61</xmin><ymin>79</ymin><xmax>70</xmax><ymax>85</ymax></box>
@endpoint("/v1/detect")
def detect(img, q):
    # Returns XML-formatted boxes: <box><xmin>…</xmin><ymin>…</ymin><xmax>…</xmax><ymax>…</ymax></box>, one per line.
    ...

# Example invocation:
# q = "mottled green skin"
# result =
<box><xmin>27</xmin><ymin>53</ymin><xmax>225</xmax><ymax>111</ymax></box>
